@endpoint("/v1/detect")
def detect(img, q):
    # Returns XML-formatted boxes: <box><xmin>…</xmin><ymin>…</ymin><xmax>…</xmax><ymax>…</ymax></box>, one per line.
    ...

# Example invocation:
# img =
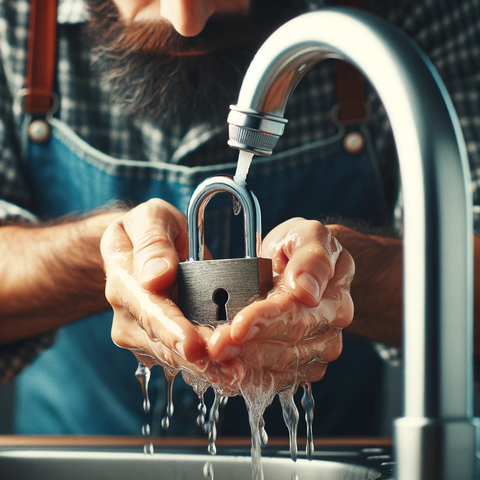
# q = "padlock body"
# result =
<box><xmin>176</xmin><ymin>257</ymin><xmax>273</xmax><ymax>325</ymax></box>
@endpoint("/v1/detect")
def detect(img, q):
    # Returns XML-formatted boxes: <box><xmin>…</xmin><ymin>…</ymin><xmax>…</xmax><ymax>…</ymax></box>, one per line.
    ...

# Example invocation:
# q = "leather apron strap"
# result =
<box><xmin>25</xmin><ymin>0</ymin><xmax>58</xmax><ymax>114</ymax></box>
<box><xmin>336</xmin><ymin>0</ymin><xmax>366</xmax><ymax>124</ymax></box>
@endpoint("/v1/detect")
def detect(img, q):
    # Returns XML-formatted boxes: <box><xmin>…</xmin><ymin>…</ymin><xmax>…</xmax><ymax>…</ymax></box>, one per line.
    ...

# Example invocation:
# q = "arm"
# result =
<box><xmin>329</xmin><ymin>224</ymin><xmax>480</xmax><ymax>357</ymax></box>
<box><xmin>0</xmin><ymin>211</ymin><xmax>122</xmax><ymax>344</ymax></box>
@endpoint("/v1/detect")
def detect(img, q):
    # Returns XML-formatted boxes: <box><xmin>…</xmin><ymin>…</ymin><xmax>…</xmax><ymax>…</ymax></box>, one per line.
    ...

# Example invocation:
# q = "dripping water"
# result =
<box><xmin>241</xmin><ymin>381</ymin><xmax>278</xmax><ymax>480</ymax></box>
<box><xmin>246</xmin><ymin>402</ymin><xmax>265</xmax><ymax>480</ymax></box>
<box><xmin>203</xmin><ymin>461</ymin><xmax>215</xmax><ymax>480</ymax></box>
<box><xmin>259</xmin><ymin>416</ymin><xmax>268</xmax><ymax>448</ymax></box>
<box><xmin>196</xmin><ymin>393</ymin><xmax>207</xmax><ymax>428</ymax></box>
<box><xmin>206</xmin><ymin>392</ymin><xmax>222</xmax><ymax>456</ymax></box>
<box><xmin>302</xmin><ymin>383</ymin><xmax>315</xmax><ymax>460</ymax></box>
<box><xmin>135</xmin><ymin>362</ymin><xmax>154</xmax><ymax>455</ymax></box>
<box><xmin>279</xmin><ymin>390</ymin><xmax>299</xmax><ymax>462</ymax></box>
<box><xmin>161</xmin><ymin>368</ymin><xmax>177</xmax><ymax>431</ymax></box>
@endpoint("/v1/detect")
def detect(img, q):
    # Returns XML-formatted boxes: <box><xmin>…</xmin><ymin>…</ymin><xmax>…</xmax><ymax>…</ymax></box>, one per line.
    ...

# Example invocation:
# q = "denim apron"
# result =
<box><xmin>14</xmin><ymin>110</ymin><xmax>388</xmax><ymax>436</ymax></box>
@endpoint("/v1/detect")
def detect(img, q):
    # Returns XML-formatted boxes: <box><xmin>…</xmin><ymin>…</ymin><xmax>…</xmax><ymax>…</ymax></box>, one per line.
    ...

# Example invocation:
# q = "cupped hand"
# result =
<box><xmin>100</xmin><ymin>199</ymin><xmax>208</xmax><ymax>370</ymax></box>
<box><xmin>206</xmin><ymin>218</ymin><xmax>355</xmax><ymax>391</ymax></box>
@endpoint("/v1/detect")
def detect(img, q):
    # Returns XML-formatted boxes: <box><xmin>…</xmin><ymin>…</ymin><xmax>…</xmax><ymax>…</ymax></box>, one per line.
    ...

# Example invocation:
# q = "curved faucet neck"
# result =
<box><xmin>227</xmin><ymin>8</ymin><xmax>476</xmax><ymax>479</ymax></box>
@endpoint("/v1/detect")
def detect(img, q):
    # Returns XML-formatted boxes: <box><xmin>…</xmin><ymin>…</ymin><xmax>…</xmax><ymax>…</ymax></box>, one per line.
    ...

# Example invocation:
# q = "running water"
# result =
<box><xmin>161</xmin><ymin>367</ymin><xmax>177</xmax><ymax>431</ymax></box>
<box><xmin>302</xmin><ymin>383</ymin><xmax>315</xmax><ymax>460</ymax></box>
<box><xmin>203</xmin><ymin>461</ymin><xmax>215</xmax><ymax>480</ymax></box>
<box><xmin>136</xmin><ymin>362</ymin><xmax>316</xmax><ymax>478</ymax></box>
<box><xmin>197</xmin><ymin>395</ymin><xmax>207</xmax><ymax>429</ymax></box>
<box><xmin>206</xmin><ymin>393</ymin><xmax>222</xmax><ymax>456</ymax></box>
<box><xmin>135</xmin><ymin>362</ymin><xmax>154</xmax><ymax>455</ymax></box>
<box><xmin>279</xmin><ymin>390</ymin><xmax>299</xmax><ymax>462</ymax></box>
<box><xmin>234</xmin><ymin>151</ymin><xmax>254</xmax><ymax>185</ymax></box>
<box><xmin>241</xmin><ymin>378</ymin><xmax>278</xmax><ymax>480</ymax></box>
<box><xmin>232</xmin><ymin>151</ymin><xmax>254</xmax><ymax>216</ymax></box>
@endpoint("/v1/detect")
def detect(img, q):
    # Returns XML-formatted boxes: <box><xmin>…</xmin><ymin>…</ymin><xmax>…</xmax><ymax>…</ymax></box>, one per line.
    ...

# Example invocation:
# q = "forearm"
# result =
<box><xmin>330</xmin><ymin>225</ymin><xmax>480</xmax><ymax>357</ymax></box>
<box><xmin>329</xmin><ymin>224</ymin><xmax>403</xmax><ymax>346</ymax></box>
<box><xmin>0</xmin><ymin>211</ymin><xmax>123</xmax><ymax>344</ymax></box>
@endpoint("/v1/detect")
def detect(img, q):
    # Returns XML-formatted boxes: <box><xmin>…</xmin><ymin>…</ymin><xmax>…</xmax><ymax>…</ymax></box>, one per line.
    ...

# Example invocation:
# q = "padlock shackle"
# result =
<box><xmin>187</xmin><ymin>175</ymin><xmax>262</xmax><ymax>261</ymax></box>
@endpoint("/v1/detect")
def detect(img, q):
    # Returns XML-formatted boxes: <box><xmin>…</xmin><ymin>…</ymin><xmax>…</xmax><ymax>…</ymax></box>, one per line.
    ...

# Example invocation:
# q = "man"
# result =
<box><xmin>1</xmin><ymin>0</ymin><xmax>479</xmax><ymax>436</ymax></box>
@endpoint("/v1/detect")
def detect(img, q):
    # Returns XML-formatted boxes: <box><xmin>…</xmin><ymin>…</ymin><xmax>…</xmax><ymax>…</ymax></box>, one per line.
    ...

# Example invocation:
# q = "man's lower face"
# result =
<box><xmin>110</xmin><ymin>0</ymin><xmax>251</xmax><ymax>38</ymax></box>
<box><xmin>85</xmin><ymin>0</ymin><xmax>299</xmax><ymax>127</ymax></box>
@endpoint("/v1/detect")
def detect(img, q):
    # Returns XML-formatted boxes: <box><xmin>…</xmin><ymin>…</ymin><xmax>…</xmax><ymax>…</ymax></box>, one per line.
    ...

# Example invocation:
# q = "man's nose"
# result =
<box><xmin>160</xmin><ymin>0</ymin><xmax>214</xmax><ymax>37</ymax></box>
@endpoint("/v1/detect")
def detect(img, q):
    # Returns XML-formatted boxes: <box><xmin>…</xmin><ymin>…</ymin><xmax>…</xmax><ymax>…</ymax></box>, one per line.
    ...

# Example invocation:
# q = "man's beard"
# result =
<box><xmin>85</xmin><ymin>0</ymin><xmax>300</xmax><ymax>128</ymax></box>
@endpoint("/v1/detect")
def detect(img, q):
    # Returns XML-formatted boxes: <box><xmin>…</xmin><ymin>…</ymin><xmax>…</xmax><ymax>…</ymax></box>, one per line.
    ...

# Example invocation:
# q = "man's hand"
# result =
<box><xmin>101</xmin><ymin>199</ymin><xmax>207</xmax><ymax>368</ymax></box>
<box><xmin>101</xmin><ymin>209</ymin><xmax>355</xmax><ymax>393</ymax></box>
<box><xmin>206</xmin><ymin>218</ymin><xmax>355</xmax><ymax>391</ymax></box>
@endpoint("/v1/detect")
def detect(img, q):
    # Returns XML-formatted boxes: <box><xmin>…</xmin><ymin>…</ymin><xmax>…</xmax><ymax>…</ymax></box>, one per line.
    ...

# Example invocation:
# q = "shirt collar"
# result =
<box><xmin>57</xmin><ymin>0</ymin><xmax>90</xmax><ymax>24</ymax></box>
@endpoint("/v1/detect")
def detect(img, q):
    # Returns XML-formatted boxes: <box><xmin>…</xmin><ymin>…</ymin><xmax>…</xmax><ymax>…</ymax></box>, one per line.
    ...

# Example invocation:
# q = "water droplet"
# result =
<box><xmin>258</xmin><ymin>416</ymin><xmax>268</xmax><ymax>447</ymax></box>
<box><xmin>219</xmin><ymin>396</ymin><xmax>229</xmax><ymax>408</ymax></box>
<box><xmin>232</xmin><ymin>196</ymin><xmax>242</xmax><ymax>216</ymax></box>
<box><xmin>207</xmin><ymin>442</ymin><xmax>217</xmax><ymax>456</ymax></box>
<box><xmin>143</xmin><ymin>442</ymin><xmax>154</xmax><ymax>455</ymax></box>
<box><xmin>142</xmin><ymin>424</ymin><xmax>150</xmax><ymax>436</ymax></box>
<box><xmin>203</xmin><ymin>461</ymin><xmax>215</xmax><ymax>479</ymax></box>
<box><xmin>161</xmin><ymin>416</ymin><xmax>170</xmax><ymax>430</ymax></box>
<box><xmin>260</xmin><ymin>426</ymin><xmax>268</xmax><ymax>448</ymax></box>
<box><xmin>135</xmin><ymin>362</ymin><xmax>151</xmax><ymax>414</ymax></box>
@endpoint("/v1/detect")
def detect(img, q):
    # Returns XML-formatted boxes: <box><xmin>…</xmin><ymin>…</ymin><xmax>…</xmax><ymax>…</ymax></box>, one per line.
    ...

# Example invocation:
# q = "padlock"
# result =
<box><xmin>176</xmin><ymin>175</ymin><xmax>273</xmax><ymax>326</ymax></box>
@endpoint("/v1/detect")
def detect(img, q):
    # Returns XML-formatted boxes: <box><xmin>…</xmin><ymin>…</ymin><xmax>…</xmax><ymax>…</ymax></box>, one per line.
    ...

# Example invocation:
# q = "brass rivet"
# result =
<box><xmin>343</xmin><ymin>131</ymin><xmax>365</xmax><ymax>154</ymax></box>
<box><xmin>28</xmin><ymin>119</ymin><xmax>51</xmax><ymax>144</ymax></box>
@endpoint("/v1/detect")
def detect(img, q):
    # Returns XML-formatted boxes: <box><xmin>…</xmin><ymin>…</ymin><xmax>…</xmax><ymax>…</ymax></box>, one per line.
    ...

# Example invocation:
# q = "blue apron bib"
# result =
<box><xmin>15</xmin><ymin>113</ymin><xmax>387</xmax><ymax>436</ymax></box>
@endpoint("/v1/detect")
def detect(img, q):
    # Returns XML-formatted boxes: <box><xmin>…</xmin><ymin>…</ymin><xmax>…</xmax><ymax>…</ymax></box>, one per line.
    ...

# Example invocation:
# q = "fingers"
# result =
<box><xmin>319</xmin><ymin>249</ymin><xmax>355</xmax><ymax>328</ymax></box>
<box><xmin>262</xmin><ymin>219</ymin><xmax>347</xmax><ymax>307</ymax></box>
<box><xmin>101</xmin><ymin>199</ymin><xmax>188</xmax><ymax>294</ymax></box>
<box><xmin>107</xmin><ymin>268</ymin><xmax>206</xmax><ymax>363</ymax></box>
<box><xmin>240</xmin><ymin>326</ymin><xmax>343</xmax><ymax>371</ymax></box>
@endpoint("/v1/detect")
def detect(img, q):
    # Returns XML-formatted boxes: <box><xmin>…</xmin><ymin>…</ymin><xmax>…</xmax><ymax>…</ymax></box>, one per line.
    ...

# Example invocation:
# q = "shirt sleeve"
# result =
<box><xmin>0</xmin><ymin>332</ymin><xmax>58</xmax><ymax>385</ymax></box>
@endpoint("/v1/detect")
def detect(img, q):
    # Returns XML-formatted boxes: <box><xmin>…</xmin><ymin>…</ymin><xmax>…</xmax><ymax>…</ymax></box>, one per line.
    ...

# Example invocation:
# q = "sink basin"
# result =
<box><xmin>0</xmin><ymin>444</ymin><xmax>393</xmax><ymax>480</ymax></box>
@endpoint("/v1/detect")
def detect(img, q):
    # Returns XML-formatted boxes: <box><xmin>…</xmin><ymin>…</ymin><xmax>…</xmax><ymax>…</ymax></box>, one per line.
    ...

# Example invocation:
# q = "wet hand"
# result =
<box><xmin>100</xmin><ymin>199</ymin><xmax>208</xmax><ymax>368</ymax></box>
<box><xmin>206</xmin><ymin>218</ymin><xmax>355</xmax><ymax>389</ymax></box>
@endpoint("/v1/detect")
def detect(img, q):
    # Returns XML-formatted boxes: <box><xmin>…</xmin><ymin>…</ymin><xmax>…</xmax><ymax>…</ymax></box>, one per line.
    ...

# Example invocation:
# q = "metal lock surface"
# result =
<box><xmin>176</xmin><ymin>175</ymin><xmax>273</xmax><ymax>326</ymax></box>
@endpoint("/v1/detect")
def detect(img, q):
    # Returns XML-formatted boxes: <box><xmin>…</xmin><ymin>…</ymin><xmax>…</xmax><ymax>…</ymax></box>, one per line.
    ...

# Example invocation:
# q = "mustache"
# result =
<box><xmin>86</xmin><ymin>1</ymin><xmax>291</xmax><ymax>56</ymax></box>
<box><xmin>102</xmin><ymin>17</ymin><xmax>266</xmax><ymax>55</ymax></box>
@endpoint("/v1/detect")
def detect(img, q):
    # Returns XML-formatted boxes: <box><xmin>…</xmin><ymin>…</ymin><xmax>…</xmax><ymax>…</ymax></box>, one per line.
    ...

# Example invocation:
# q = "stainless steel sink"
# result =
<box><xmin>0</xmin><ymin>445</ymin><xmax>393</xmax><ymax>480</ymax></box>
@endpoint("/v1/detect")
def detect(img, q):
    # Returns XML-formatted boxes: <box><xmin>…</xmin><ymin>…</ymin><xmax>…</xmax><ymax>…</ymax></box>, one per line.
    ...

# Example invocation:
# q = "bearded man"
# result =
<box><xmin>0</xmin><ymin>0</ymin><xmax>479</xmax><ymax>438</ymax></box>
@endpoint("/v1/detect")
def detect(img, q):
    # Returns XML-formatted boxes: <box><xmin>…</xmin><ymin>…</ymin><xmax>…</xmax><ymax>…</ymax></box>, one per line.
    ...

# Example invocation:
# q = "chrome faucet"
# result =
<box><xmin>227</xmin><ymin>8</ymin><xmax>478</xmax><ymax>480</ymax></box>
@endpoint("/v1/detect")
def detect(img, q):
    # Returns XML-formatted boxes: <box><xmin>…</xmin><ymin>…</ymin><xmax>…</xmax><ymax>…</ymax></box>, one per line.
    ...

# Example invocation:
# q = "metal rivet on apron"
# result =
<box><xmin>343</xmin><ymin>131</ymin><xmax>365</xmax><ymax>154</ymax></box>
<box><xmin>28</xmin><ymin>119</ymin><xmax>51</xmax><ymax>143</ymax></box>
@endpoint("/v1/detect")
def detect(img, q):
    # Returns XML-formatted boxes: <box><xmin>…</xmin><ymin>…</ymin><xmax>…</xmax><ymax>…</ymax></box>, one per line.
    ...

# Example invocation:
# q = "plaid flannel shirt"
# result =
<box><xmin>1</xmin><ymin>0</ymin><xmax>479</xmax><ymax>382</ymax></box>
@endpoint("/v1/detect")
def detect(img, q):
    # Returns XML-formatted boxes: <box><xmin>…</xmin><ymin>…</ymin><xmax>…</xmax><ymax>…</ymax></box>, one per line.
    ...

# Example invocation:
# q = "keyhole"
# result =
<box><xmin>213</xmin><ymin>288</ymin><xmax>229</xmax><ymax>322</ymax></box>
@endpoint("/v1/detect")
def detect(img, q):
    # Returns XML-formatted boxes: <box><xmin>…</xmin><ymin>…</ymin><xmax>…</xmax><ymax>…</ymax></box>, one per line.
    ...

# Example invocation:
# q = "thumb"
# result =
<box><xmin>111</xmin><ymin>199</ymin><xmax>188</xmax><ymax>293</ymax></box>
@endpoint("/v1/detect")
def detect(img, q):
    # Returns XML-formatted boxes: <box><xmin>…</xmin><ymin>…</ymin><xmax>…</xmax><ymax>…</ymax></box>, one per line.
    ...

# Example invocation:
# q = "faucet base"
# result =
<box><xmin>394</xmin><ymin>416</ymin><xmax>479</xmax><ymax>480</ymax></box>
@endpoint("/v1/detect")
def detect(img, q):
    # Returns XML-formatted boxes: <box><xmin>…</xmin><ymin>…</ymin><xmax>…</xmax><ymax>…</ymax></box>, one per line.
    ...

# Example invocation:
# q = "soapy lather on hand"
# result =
<box><xmin>100</xmin><ymin>199</ymin><xmax>355</xmax><ymax>393</ymax></box>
